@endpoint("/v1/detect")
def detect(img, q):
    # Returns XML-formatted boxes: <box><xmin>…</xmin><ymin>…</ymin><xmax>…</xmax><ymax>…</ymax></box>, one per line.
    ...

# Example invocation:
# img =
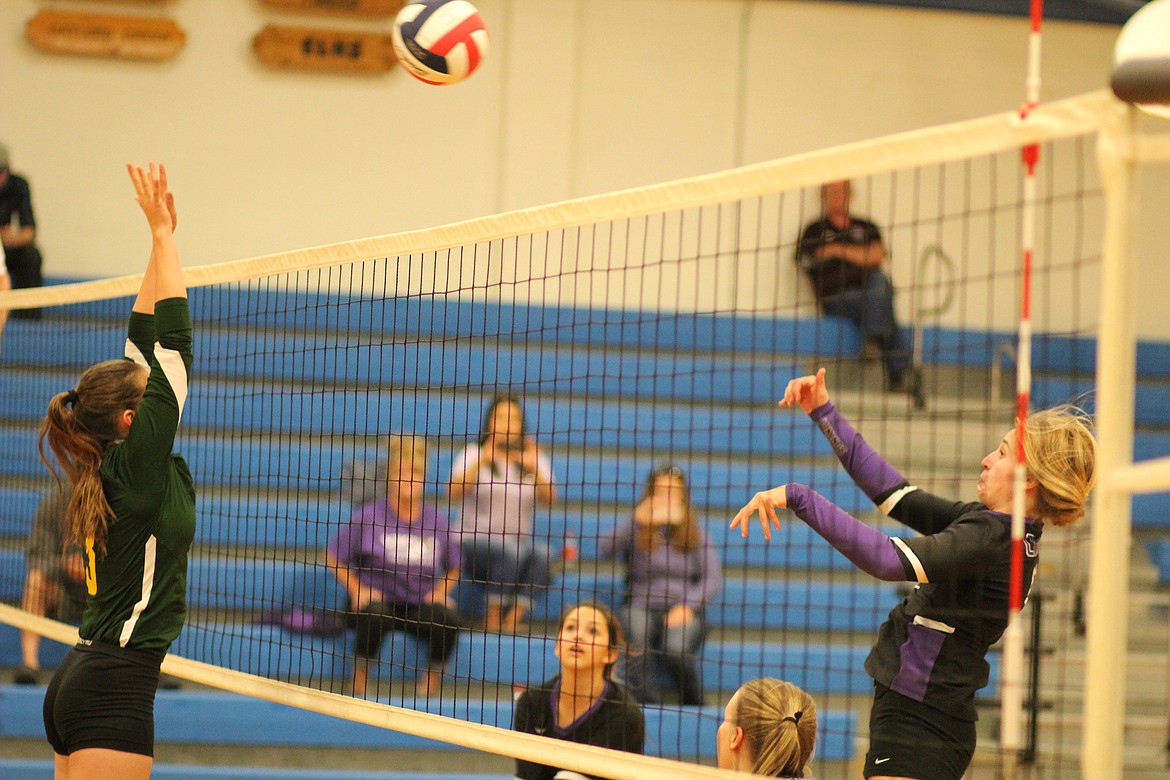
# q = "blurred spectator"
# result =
<box><xmin>0</xmin><ymin>144</ymin><xmax>44</xmax><ymax>319</ymax></box>
<box><xmin>326</xmin><ymin>435</ymin><xmax>464</xmax><ymax>698</ymax></box>
<box><xmin>795</xmin><ymin>179</ymin><xmax>923</xmax><ymax>407</ymax></box>
<box><xmin>600</xmin><ymin>465</ymin><xmax>721</xmax><ymax>705</ymax></box>
<box><xmin>17</xmin><ymin>487</ymin><xmax>86</xmax><ymax>684</ymax></box>
<box><xmin>449</xmin><ymin>394</ymin><xmax>555</xmax><ymax>633</ymax></box>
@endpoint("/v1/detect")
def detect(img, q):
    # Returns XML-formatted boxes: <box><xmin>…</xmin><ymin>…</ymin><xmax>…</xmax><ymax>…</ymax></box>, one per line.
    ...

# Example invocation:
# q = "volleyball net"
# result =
<box><xmin>0</xmin><ymin>90</ymin><xmax>1161</xmax><ymax>779</ymax></box>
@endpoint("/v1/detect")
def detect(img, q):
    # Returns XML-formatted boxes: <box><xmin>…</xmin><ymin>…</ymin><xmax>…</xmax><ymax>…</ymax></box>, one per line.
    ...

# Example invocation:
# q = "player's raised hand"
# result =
<box><xmin>779</xmin><ymin>367</ymin><xmax>830</xmax><ymax>414</ymax></box>
<box><xmin>730</xmin><ymin>486</ymin><xmax>787</xmax><ymax>541</ymax></box>
<box><xmin>128</xmin><ymin>162</ymin><xmax>176</xmax><ymax>234</ymax></box>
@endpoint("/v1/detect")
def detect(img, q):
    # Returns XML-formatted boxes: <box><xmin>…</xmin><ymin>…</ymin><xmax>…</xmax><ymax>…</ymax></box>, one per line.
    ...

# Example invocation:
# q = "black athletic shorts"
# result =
<box><xmin>43</xmin><ymin>640</ymin><xmax>163</xmax><ymax>757</ymax></box>
<box><xmin>864</xmin><ymin>683</ymin><xmax>977</xmax><ymax>780</ymax></box>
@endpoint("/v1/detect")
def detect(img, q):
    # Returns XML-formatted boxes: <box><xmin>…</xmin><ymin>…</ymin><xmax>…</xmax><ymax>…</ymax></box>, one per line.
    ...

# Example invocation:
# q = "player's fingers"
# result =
<box><xmin>158</xmin><ymin>163</ymin><xmax>168</xmax><ymax>194</ymax></box>
<box><xmin>757</xmin><ymin>505</ymin><xmax>771</xmax><ymax>541</ymax></box>
<box><xmin>730</xmin><ymin>507</ymin><xmax>750</xmax><ymax>537</ymax></box>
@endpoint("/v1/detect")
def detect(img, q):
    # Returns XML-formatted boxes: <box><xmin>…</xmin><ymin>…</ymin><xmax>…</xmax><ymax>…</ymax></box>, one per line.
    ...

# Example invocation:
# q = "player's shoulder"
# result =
<box><xmin>946</xmin><ymin>507</ymin><xmax>1012</xmax><ymax>540</ymax></box>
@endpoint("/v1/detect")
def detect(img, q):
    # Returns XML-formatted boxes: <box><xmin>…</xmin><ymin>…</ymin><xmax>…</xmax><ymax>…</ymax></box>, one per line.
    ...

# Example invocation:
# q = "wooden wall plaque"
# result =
<box><xmin>260</xmin><ymin>0</ymin><xmax>405</xmax><ymax>18</ymax></box>
<box><xmin>253</xmin><ymin>24</ymin><xmax>398</xmax><ymax>74</ymax></box>
<box><xmin>25</xmin><ymin>9</ymin><xmax>186</xmax><ymax>61</ymax></box>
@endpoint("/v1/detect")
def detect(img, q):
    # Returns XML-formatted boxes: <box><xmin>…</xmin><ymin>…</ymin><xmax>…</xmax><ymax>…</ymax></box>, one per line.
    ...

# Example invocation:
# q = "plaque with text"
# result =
<box><xmin>253</xmin><ymin>24</ymin><xmax>398</xmax><ymax>74</ymax></box>
<box><xmin>25</xmin><ymin>9</ymin><xmax>186</xmax><ymax>61</ymax></box>
<box><xmin>260</xmin><ymin>0</ymin><xmax>405</xmax><ymax>18</ymax></box>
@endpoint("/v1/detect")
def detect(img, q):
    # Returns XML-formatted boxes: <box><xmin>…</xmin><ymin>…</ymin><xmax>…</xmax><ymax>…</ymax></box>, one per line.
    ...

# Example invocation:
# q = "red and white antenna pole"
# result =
<box><xmin>1001</xmin><ymin>1</ymin><xmax>1043</xmax><ymax>776</ymax></box>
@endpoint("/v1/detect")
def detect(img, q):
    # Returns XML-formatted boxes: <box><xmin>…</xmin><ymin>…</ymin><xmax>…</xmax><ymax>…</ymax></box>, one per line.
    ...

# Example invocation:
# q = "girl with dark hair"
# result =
<box><xmin>513</xmin><ymin>602</ymin><xmax>644</xmax><ymax>780</ymax></box>
<box><xmin>600</xmin><ymin>465</ymin><xmax>721</xmax><ymax>705</ymax></box>
<box><xmin>448</xmin><ymin>394</ymin><xmax>555</xmax><ymax>632</ymax></box>
<box><xmin>39</xmin><ymin>163</ymin><xmax>193</xmax><ymax>780</ymax></box>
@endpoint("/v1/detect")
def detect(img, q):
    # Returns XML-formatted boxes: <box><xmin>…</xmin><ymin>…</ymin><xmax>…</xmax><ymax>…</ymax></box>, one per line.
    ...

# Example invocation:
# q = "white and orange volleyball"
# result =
<box><xmin>392</xmin><ymin>0</ymin><xmax>489</xmax><ymax>85</ymax></box>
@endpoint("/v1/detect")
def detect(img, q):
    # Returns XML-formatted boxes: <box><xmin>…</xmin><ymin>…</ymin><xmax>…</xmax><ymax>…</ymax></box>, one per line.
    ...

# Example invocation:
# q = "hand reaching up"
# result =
<box><xmin>779</xmin><ymin>367</ymin><xmax>830</xmax><ymax>414</ymax></box>
<box><xmin>128</xmin><ymin>162</ymin><xmax>177</xmax><ymax>234</ymax></box>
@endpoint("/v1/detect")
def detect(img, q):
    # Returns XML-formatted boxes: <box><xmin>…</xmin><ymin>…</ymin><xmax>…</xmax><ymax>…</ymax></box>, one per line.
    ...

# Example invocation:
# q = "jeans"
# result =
<box><xmin>621</xmin><ymin>604</ymin><xmax>705</xmax><ymax>705</ymax></box>
<box><xmin>821</xmin><ymin>270</ymin><xmax>910</xmax><ymax>383</ymax></box>
<box><xmin>461</xmin><ymin>537</ymin><xmax>551</xmax><ymax>610</ymax></box>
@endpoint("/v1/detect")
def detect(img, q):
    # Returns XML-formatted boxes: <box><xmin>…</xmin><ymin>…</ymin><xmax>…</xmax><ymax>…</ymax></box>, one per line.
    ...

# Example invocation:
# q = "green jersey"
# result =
<box><xmin>78</xmin><ymin>297</ymin><xmax>195</xmax><ymax>657</ymax></box>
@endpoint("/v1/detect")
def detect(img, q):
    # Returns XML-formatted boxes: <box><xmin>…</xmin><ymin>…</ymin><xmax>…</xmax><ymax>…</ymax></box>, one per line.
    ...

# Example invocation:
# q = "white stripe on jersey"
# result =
<box><xmin>154</xmin><ymin>342</ymin><xmax>189</xmax><ymax>423</ymax></box>
<box><xmin>892</xmin><ymin>536</ymin><xmax>929</xmax><ymax>583</ymax></box>
<box><xmin>878</xmin><ymin>485</ymin><xmax>918</xmax><ymax>516</ymax></box>
<box><xmin>119</xmin><ymin>534</ymin><xmax>157</xmax><ymax>647</ymax></box>
<box><xmin>124</xmin><ymin>339</ymin><xmax>150</xmax><ymax>372</ymax></box>
<box><xmin>913</xmin><ymin>614</ymin><xmax>956</xmax><ymax>633</ymax></box>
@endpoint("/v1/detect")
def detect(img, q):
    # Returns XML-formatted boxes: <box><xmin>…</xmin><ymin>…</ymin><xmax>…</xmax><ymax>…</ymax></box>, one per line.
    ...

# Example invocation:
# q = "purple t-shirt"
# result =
<box><xmin>327</xmin><ymin>500</ymin><xmax>462</xmax><ymax>605</ymax></box>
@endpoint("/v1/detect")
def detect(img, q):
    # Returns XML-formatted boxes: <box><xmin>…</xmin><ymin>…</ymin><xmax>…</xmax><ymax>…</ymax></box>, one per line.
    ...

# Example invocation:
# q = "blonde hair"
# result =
<box><xmin>1022</xmin><ymin>405</ymin><xmax>1097</xmax><ymax>527</ymax></box>
<box><xmin>38</xmin><ymin>359</ymin><xmax>147</xmax><ymax>554</ymax></box>
<box><xmin>387</xmin><ymin>434</ymin><xmax>428</xmax><ymax>478</ymax></box>
<box><xmin>734</xmin><ymin>677</ymin><xmax>817</xmax><ymax>777</ymax></box>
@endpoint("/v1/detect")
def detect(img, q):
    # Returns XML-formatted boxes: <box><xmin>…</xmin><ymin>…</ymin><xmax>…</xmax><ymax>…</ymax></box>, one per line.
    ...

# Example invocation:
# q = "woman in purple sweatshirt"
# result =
<box><xmin>327</xmin><ymin>435</ymin><xmax>464</xmax><ymax>699</ymax></box>
<box><xmin>600</xmin><ymin>465</ymin><xmax>722</xmax><ymax>706</ymax></box>
<box><xmin>732</xmin><ymin>368</ymin><xmax>1096</xmax><ymax>780</ymax></box>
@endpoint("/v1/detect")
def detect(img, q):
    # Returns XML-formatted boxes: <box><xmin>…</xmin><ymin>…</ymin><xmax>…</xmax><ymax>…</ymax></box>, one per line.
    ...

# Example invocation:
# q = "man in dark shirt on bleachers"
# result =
<box><xmin>796</xmin><ymin>179</ymin><xmax>923</xmax><ymax>408</ymax></box>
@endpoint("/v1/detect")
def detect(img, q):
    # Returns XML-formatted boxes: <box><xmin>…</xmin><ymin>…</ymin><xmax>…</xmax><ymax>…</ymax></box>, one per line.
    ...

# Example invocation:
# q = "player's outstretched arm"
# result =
<box><xmin>129</xmin><ymin>162</ymin><xmax>185</xmax><ymax>315</ymax></box>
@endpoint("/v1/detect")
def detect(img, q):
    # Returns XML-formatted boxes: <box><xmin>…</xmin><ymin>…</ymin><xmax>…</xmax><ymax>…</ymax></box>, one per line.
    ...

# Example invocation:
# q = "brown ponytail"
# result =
<box><xmin>39</xmin><ymin>359</ymin><xmax>147</xmax><ymax>554</ymax></box>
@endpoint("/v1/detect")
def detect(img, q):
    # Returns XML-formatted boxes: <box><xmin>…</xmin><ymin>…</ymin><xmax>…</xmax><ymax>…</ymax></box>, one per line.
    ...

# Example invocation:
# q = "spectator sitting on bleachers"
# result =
<box><xmin>326</xmin><ymin>434</ymin><xmax>465</xmax><ymax>698</ymax></box>
<box><xmin>0</xmin><ymin>244</ymin><xmax>9</xmax><ymax>354</ymax></box>
<box><xmin>448</xmin><ymin>394</ymin><xmax>555</xmax><ymax>633</ymax></box>
<box><xmin>717</xmin><ymin>677</ymin><xmax>818</xmax><ymax>777</ymax></box>
<box><xmin>600</xmin><ymin>465</ymin><xmax>721</xmax><ymax>706</ymax></box>
<box><xmin>513</xmin><ymin>602</ymin><xmax>644</xmax><ymax>780</ymax></box>
<box><xmin>16</xmin><ymin>486</ymin><xmax>86</xmax><ymax>684</ymax></box>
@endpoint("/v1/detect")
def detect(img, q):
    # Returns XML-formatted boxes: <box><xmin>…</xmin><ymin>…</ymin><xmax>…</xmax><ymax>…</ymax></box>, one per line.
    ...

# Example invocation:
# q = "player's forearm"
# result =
<box><xmin>151</xmin><ymin>228</ymin><xmax>187</xmax><ymax>301</ymax></box>
<box><xmin>810</xmin><ymin>402</ymin><xmax>908</xmax><ymax>503</ymax></box>
<box><xmin>785</xmin><ymin>484</ymin><xmax>908</xmax><ymax>581</ymax></box>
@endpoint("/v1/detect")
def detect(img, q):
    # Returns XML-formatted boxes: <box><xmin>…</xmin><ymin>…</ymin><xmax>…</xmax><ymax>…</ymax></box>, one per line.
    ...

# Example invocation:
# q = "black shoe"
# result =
<box><xmin>14</xmin><ymin>667</ymin><xmax>39</xmax><ymax>685</ymax></box>
<box><xmin>858</xmin><ymin>338</ymin><xmax>883</xmax><ymax>363</ymax></box>
<box><xmin>890</xmin><ymin>369</ymin><xmax>926</xmax><ymax>410</ymax></box>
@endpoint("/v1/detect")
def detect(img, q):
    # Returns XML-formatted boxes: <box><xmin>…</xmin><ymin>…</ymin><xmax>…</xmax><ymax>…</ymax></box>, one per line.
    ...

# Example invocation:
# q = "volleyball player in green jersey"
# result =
<box><xmin>39</xmin><ymin>162</ymin><xmax>192</xmax><ymax>780</ymax></box>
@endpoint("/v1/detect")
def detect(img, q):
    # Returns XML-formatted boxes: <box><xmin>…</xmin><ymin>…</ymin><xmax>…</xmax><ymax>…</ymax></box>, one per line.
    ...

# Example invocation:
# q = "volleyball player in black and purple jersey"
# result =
<box><xmin>732</xmin><ymin>368</ymin><xmax>1096</xmax><ymax>780</ymax></box>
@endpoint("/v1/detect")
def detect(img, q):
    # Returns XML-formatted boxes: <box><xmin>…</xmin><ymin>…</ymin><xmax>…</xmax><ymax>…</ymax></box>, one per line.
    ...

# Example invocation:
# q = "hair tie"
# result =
<box><xmin>782</xmin><ymin>711</ymin><xmax>803</xmax><ymax>725</ymax></box>
<box><xmin>64</xmin><ymin>389</ymin><xmax>80</xmax><ymax>406</ymax></box>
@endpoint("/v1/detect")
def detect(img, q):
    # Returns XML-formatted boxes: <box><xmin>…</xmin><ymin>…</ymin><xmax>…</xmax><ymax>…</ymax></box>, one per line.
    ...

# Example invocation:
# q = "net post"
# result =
<box><xmin>1001</xmin><ymin>0</ymin><xmax>1045</xmax><ymax>764</ymax></box>
<box><xmin>1082</xmin><ymin>97</ymin><xmax>1138</xmax><ymax>780</ymax></box>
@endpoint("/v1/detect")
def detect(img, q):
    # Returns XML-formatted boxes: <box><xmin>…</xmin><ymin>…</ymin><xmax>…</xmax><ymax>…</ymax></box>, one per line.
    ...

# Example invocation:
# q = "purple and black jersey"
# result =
<box><xmin>786</xmin><ymin>402</ymin><xmax>1042</xmax><ymax>721</ymax></box>
<box><xmin>513</xmin><ymin>677</ymin><xmax>644</xmax><ymax>780</ymax></box>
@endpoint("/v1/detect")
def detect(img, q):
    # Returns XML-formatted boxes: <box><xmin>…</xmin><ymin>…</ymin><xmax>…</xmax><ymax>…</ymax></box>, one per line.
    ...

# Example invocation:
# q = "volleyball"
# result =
<box><xmin>392</xmin><ymin>0</ymin><xmax>489</xmax><ymax>85</ymax></box>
